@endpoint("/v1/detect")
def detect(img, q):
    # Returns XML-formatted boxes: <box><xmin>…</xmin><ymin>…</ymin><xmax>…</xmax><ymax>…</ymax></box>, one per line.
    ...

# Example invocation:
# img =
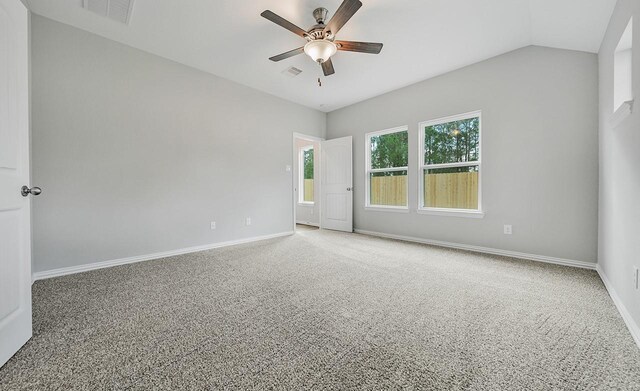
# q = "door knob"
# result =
<box><xmin>21</xmin><ymin>186</ymin><xmax>42</xmax><ymax>197</ymax></box>
<box><xmin>347</xmin><ymin>187</ymin><xmax>352</xmax><ymax>191</ymax></box>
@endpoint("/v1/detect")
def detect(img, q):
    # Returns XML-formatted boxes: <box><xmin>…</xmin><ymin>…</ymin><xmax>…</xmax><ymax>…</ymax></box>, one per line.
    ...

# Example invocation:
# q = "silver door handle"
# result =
<box><xmin>21</xmin><ymin>186</ymin><xmax>42</xmax><ymax>197</ymax></box>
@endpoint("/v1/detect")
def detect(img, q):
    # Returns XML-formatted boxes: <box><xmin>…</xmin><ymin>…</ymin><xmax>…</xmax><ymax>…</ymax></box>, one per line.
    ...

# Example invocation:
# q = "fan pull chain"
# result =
<box><xmin>318</xmin><ymin>78</ymin><xmax>322</xmax><ymax>87</ymax></box>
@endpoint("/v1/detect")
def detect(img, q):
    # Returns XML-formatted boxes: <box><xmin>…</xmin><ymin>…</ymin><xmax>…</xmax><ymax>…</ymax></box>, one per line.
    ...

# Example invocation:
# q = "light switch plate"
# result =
<box><xmin>503</xmin><ymin>225</ymin><xmax>513</xmax><ymax>235</ymax></box>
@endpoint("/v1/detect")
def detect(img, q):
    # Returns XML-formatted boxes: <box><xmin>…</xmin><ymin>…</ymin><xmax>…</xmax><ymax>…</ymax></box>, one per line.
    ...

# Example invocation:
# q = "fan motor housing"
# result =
<box><xmin>307</xmin><ymin>25</ymin><xmax>330</xmax><ymax>40</ymax></box>
<box><xmin>307</xmin><ymin>8</ymin><xmax>333</xmax><ymax>40</ymax></box>
<box><xmin>313</xmin><ymin>7</ymin><xmax>328</xmax><ymax>24</ymax></box>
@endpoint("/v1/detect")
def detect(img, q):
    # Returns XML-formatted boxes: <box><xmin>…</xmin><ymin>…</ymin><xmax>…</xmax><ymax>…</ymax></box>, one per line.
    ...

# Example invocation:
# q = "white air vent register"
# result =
<box><xmin>282</xmin><ymin>67</ymin><xmax>303</xmax><ymax>78</ymax></box>
<box><xmin>83</xmin><ymin>0</ymin><xmax>135</xmax><ymax>24</ymax></box>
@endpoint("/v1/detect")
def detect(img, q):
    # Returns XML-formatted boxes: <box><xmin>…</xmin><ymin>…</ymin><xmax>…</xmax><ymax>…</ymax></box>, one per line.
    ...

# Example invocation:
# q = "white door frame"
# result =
<box><xmin>292</xmin><ymin>132</ymin><xmax>323</xmax><ymax>232</ymax></box>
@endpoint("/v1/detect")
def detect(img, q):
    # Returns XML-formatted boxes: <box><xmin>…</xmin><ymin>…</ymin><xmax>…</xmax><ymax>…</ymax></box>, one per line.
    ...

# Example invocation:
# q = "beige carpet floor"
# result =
<box><xmin>1</xmin><ymin>229</ymin><xmax>639</xmax><ymax>390</ymax></box>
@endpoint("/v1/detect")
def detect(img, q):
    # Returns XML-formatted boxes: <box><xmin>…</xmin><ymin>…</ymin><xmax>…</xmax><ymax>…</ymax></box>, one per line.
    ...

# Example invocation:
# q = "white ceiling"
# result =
<box><xmin>24</xmin><ymin>0</ymin><xmax>616</xmax><ymax>112</ymax></box>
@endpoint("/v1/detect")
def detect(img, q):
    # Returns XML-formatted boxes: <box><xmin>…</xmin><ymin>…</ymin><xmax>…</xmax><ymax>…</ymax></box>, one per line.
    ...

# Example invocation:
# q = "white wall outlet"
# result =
<box><xmin>210</xmin><ymin>221</ymin><xmax>216</xmax><ymax>230</ymax></box>
<box><xmin>285</xmin><ymin>165</ymin><xmax>291</xmax><ymax>172</ymax></box>
<box><xmin>634</xmin><ymin>266</ymin><xmax>639</xmax><ymax>290</ymax></box>
<box><xmin>245</xmin><ymin>217</ymin><xmax>251</xmax><ymax>226</ymax></box>
<box><xmin>504</xmin><ymin>225</ymin><xmax>513</xmax><ymax>235</ymax></box>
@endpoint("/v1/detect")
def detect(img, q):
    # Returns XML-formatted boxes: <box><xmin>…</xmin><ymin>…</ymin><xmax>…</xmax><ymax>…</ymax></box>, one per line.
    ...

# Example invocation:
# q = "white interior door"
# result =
<box><xmin>321</xmin><ymin>136</ymin><xmax>353</xmax><ymax>232</ymax></box>
<box><xmin>0</xmin><ymin>0</ymin><xmax>32</xmax><ymax>368</ymax></box>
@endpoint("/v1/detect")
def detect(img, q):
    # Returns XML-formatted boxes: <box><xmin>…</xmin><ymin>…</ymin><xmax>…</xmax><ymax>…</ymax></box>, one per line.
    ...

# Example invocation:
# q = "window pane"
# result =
<box><xmin>423</xmin><ymin>166</ymin><xmax>478</xmax><ymax>210</ymax></box>
<box><xmin>303</xmin><ymin>148</ymin><xmax>314</xmax><ymax>202</ymax></box>
<box><xmin>370</xmin><ymin>131</ymin><xmax>408</xmax><ymax>169</ymax></box>
<box><xmin>370</xmin><ymin>170</ymin><xmax>407</xmax><ymax>207</ymax></box>
<box><xmin>424</xmin><ymin>117</ymin><xmax>479</xmax><ymax>164</ymax></box>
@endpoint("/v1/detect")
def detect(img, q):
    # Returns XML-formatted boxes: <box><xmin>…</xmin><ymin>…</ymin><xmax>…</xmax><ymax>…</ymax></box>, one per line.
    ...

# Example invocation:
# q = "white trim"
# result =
<box><xmin>366</xmin><ymin>125</ymin><xmax>409</xmax><ymax>138</ymax></box>
<box><xmin>597</xmin><ymin>266</ymin><xmax>640</xmax><ymax>349</ymax></box>
<box><xmin>611</xmin><ymin>100</ymin><xmax>633</xmax><ymax>128</ymax></box>
<box><xmin>364</xmin><ymin>206</ymin><xmax>410</xmax><ymax>213</ymax></box>
<box><xmin>32</xmin><ymin>231</ymin><xmax>293</xmax><ymax>282</ymax></box>
<box><xmin>292</xmin><ymin>132</ymin><xmax>323</xmax><ymax>143</ymax></box>
<box><xmin>369</xmin><ymin>167</ymin><xmax>408</xmax><ymax>173</ymax></box>
<box><xmin>354</xmin><ymin>229</ymin><xmax>596</xmax><ymax>270</ymax></box>
<box><xmin>365</xmin><ymin>125</ymin><xmax>409</xmax><ymax>210</ymax></box>
<box><xmin>421</xmin><ymin>161</ymin><xmax>480</xmax><ymax>170</ymax></box>
<box><xmin>419</xmin><ymin>110</ymin><xmax>483</xmax><ymax>128</ymax></box>
<box><xmin>416</xmin><ymin>208</ymin><xmax>485</xmax><ymax>218</ymax></box>
<box><xmin>418</xmin><ymin>110</ymin><xmax>482</xmax><ymax>214</ymax></box>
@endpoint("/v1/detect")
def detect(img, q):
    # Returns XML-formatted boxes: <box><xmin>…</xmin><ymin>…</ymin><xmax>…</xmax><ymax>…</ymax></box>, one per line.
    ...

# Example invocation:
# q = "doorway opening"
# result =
<box><xmin>293</xmin><ymin>133</ymin><xmax>323</xmax><ymax>232</ymax></box>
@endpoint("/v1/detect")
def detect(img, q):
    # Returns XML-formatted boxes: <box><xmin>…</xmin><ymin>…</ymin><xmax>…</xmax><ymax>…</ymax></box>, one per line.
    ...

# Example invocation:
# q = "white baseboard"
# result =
<box><xmin>354</xmin><ymin>229</ymin><xmax>596</xmax><ymax>270</ymax></box>
<box><xmin>32</xmin><ymin>231</ymin><xmax>294</xmax><ymax>282</ymax></box>
<box><xmin>597</xmin><ymin>266</ymin><xmax>640</xmax><ymax>349</ymax></box>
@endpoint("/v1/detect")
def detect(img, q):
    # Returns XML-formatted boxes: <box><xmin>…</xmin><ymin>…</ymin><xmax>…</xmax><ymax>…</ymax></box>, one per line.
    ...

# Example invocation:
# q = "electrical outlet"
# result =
<box><xmin>210</xmin><ymin>221</ymin><xmax>216</xmax><ymax>230</ymax></box>
<box><xmin>285</xmin><ymin>165</ymin><xmax>291</xmax><ymax>172</ymax></box>
<box><xmin>245</xmin><ymin>217</ymin><xmax>251</xmax><ymax>226</ymax></box>
<box><xmin>634</xmin><ymin>266</ymin><xmax>639</xmax><ymax>290</ymax></box>
<box><xmin>504</xmin><ymin>225</ymin><xmax>513</xmax><ymax>235</ymax></box>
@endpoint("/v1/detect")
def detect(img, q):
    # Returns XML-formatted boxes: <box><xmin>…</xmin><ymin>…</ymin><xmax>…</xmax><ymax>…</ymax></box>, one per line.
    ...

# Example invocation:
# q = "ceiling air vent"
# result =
<box><xmin>282</xmin><ymin>67</ymin><xmax>303</xmax><ymax>78</ymax></box>
<box><xmin>83</xmin><ymin>0</ymin><xmax>135</xmax><ymax>25</ymax></box>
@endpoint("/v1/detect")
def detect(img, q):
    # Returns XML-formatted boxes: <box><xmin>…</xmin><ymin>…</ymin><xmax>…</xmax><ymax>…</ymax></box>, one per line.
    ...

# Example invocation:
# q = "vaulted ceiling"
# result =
<box><xmin>25</xmin><ymin>0</ymin><xmax>616</xmax><ymax>112</ymax></box>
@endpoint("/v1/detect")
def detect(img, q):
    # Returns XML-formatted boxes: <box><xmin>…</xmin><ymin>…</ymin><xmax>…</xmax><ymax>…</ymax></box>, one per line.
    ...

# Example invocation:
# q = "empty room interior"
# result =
<box><xmin>1</xmin><ymin>0</ymin><xmax>640</xmax><ymax>389</ymax></box>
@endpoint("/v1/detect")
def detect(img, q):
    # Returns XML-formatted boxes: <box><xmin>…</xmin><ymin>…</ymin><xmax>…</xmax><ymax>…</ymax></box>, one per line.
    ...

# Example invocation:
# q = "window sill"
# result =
<box><xmin>417</xmin><ymin>208</ymin><xmax>484</xmax><ymax>219</ymax></box>
<box><xmin>364</xmin><ymin>206</ymin><xmax>410</xmax><ymax>213</ymax></box>
<box><xmin>611</xmin><ymin>100</ymin><xmax>634</xmax><ymax>128</ymax></box>
<box><xmin>298</xmin><ymin>202</ymin><xmax>315</xmax><ymax>207</ymax></box>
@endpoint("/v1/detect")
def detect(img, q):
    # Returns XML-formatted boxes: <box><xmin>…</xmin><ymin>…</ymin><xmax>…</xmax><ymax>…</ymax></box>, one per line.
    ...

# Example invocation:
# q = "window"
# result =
<box><xmin>418</xmin><ymin>111</ymin><xmax>482</xmax><ymax>216</ymax></box>
<box><xmin>365</xmin><ymin>126</ymin><xmax>409</xmax><ymax>210</ymax></box>
<box><xmin>614</xmin><ymin>18</ymin><xmax>633</xmax><ymax>113</ymax></box>
<box><xmin>299</xmin><ymin>146</ymin><xmax>314</xmax><ymax>204</ymax></box>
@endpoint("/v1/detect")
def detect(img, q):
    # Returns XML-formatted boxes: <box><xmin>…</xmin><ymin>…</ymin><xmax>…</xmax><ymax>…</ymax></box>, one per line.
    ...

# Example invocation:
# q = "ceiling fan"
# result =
<box><xmin>261</xmin><ymin>0</ymin><xmax>383</xmax><ymax>76</ymax></box>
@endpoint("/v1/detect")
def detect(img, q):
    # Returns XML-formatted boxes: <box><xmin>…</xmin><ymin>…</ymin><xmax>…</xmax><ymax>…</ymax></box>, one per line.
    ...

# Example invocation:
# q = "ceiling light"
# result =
<box><xmin>304</xmin><ymin>40</ymin><xmax>337</xmax><ymax>63</ymax></box>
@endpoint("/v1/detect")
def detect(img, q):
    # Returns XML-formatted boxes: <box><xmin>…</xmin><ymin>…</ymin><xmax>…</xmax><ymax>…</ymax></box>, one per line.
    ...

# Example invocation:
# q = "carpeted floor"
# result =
<box><xmin>1</xmin><ymin>229</ymin><xmax>639</xmax><ymax>390</ymax></box>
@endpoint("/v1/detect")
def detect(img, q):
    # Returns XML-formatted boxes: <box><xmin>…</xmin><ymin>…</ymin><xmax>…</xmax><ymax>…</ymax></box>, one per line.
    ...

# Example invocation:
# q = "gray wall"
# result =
<box><xmin>598</xmin><ymin>0</ymin><xmax>640</xmax><ymax>335</ymax></box>
<box><xmin>31</xmin><ymin>16</ymin><xmax>326</xmax><ymax>273</ymax></box>
<box><xmin>327</xmin><ymin>46</ymin><xmax>599</xmax><ymax>263</ymax></box>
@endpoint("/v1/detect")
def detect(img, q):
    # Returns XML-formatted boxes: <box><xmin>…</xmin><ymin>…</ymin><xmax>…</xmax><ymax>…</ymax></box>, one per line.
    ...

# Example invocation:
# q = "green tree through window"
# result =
<box><xmin>370</xmin><ymin>131</ymin><xmax>409</xmax><ymax>175</ymax></box>
<box><xmin>302</xmin><ymin>147</ymin><xmax>314</xmax><ymax>203</ymax></box>
<box><xmin>366</xmin><ymin>128</ymin><xmax>409</xmax><ymax>208</ymax></box>
<box><xmin>420</xmin><ymin>113</ymin><xmax>481</xmax><ymax>211</ymax></box>
<box><xmin>424</xmin><ymin>117</ymin><xmax>479</xmax><ymax>172</ymax></box>
<box><xmin>303</xmin><ymin>148</ymin><xmax>314</xmax><ymax>180</ymax></box>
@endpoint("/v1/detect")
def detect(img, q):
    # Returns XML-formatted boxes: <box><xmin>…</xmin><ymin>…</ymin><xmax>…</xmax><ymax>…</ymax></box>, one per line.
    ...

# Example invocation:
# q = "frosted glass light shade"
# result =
<box><xmin>304</xmin><ymin>40</ymin><xmax>337</xmax><ymax>63</ymax></box>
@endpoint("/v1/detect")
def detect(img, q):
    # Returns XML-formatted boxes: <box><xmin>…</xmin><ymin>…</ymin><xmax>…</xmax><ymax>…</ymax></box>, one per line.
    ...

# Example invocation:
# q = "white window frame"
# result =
<box><xmin>418</xmin><ymin>111</ymin><xmax>484</xmax><ymax>218</ymax></box>
<box><xmin>612</xmin><ymin>17</ymin><xmax>633</xmax><ymax>125</ymax></box>
<box><xmin>365</xmin><ymin>126</ymin><xmax>409</xmax><ymax>212</ymax></box>
<box><xmin>298</xmin><ymin>145</ymin><xmax>314</xmax><ymax>205</ymax></box>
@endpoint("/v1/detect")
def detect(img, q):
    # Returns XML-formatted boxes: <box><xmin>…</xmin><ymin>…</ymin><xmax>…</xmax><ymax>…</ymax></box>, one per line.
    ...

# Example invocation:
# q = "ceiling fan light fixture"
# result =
<box><xmin>304</xmin><ymin>39</ymin><xmax>337</xmax><ymax>63</ymax></box>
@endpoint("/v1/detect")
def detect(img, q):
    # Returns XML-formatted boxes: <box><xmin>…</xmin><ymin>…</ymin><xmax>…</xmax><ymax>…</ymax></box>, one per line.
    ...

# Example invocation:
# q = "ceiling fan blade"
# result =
<box><xmin>261</xmin><ymin>10</ymin><xmax>308</xmax><ymax>38</ymax></box>
<box><xmin>323</xmin><ymin>0</ymin><xmax>362</xmax><ymax>37</ymax></box>
<box><xmin>321</xmin><ymin>59</ymin><xmax>335</xmax><ymax>76</ymax></box>
<box><xmin>269</xmin><ymin>47</ymin><xmax>305</xmax><ymax>62</ymax></box>
<box><xmin>335</xmin><ymin>40</ymin><xmax>383</xmax><ymax>54</ymax></box>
